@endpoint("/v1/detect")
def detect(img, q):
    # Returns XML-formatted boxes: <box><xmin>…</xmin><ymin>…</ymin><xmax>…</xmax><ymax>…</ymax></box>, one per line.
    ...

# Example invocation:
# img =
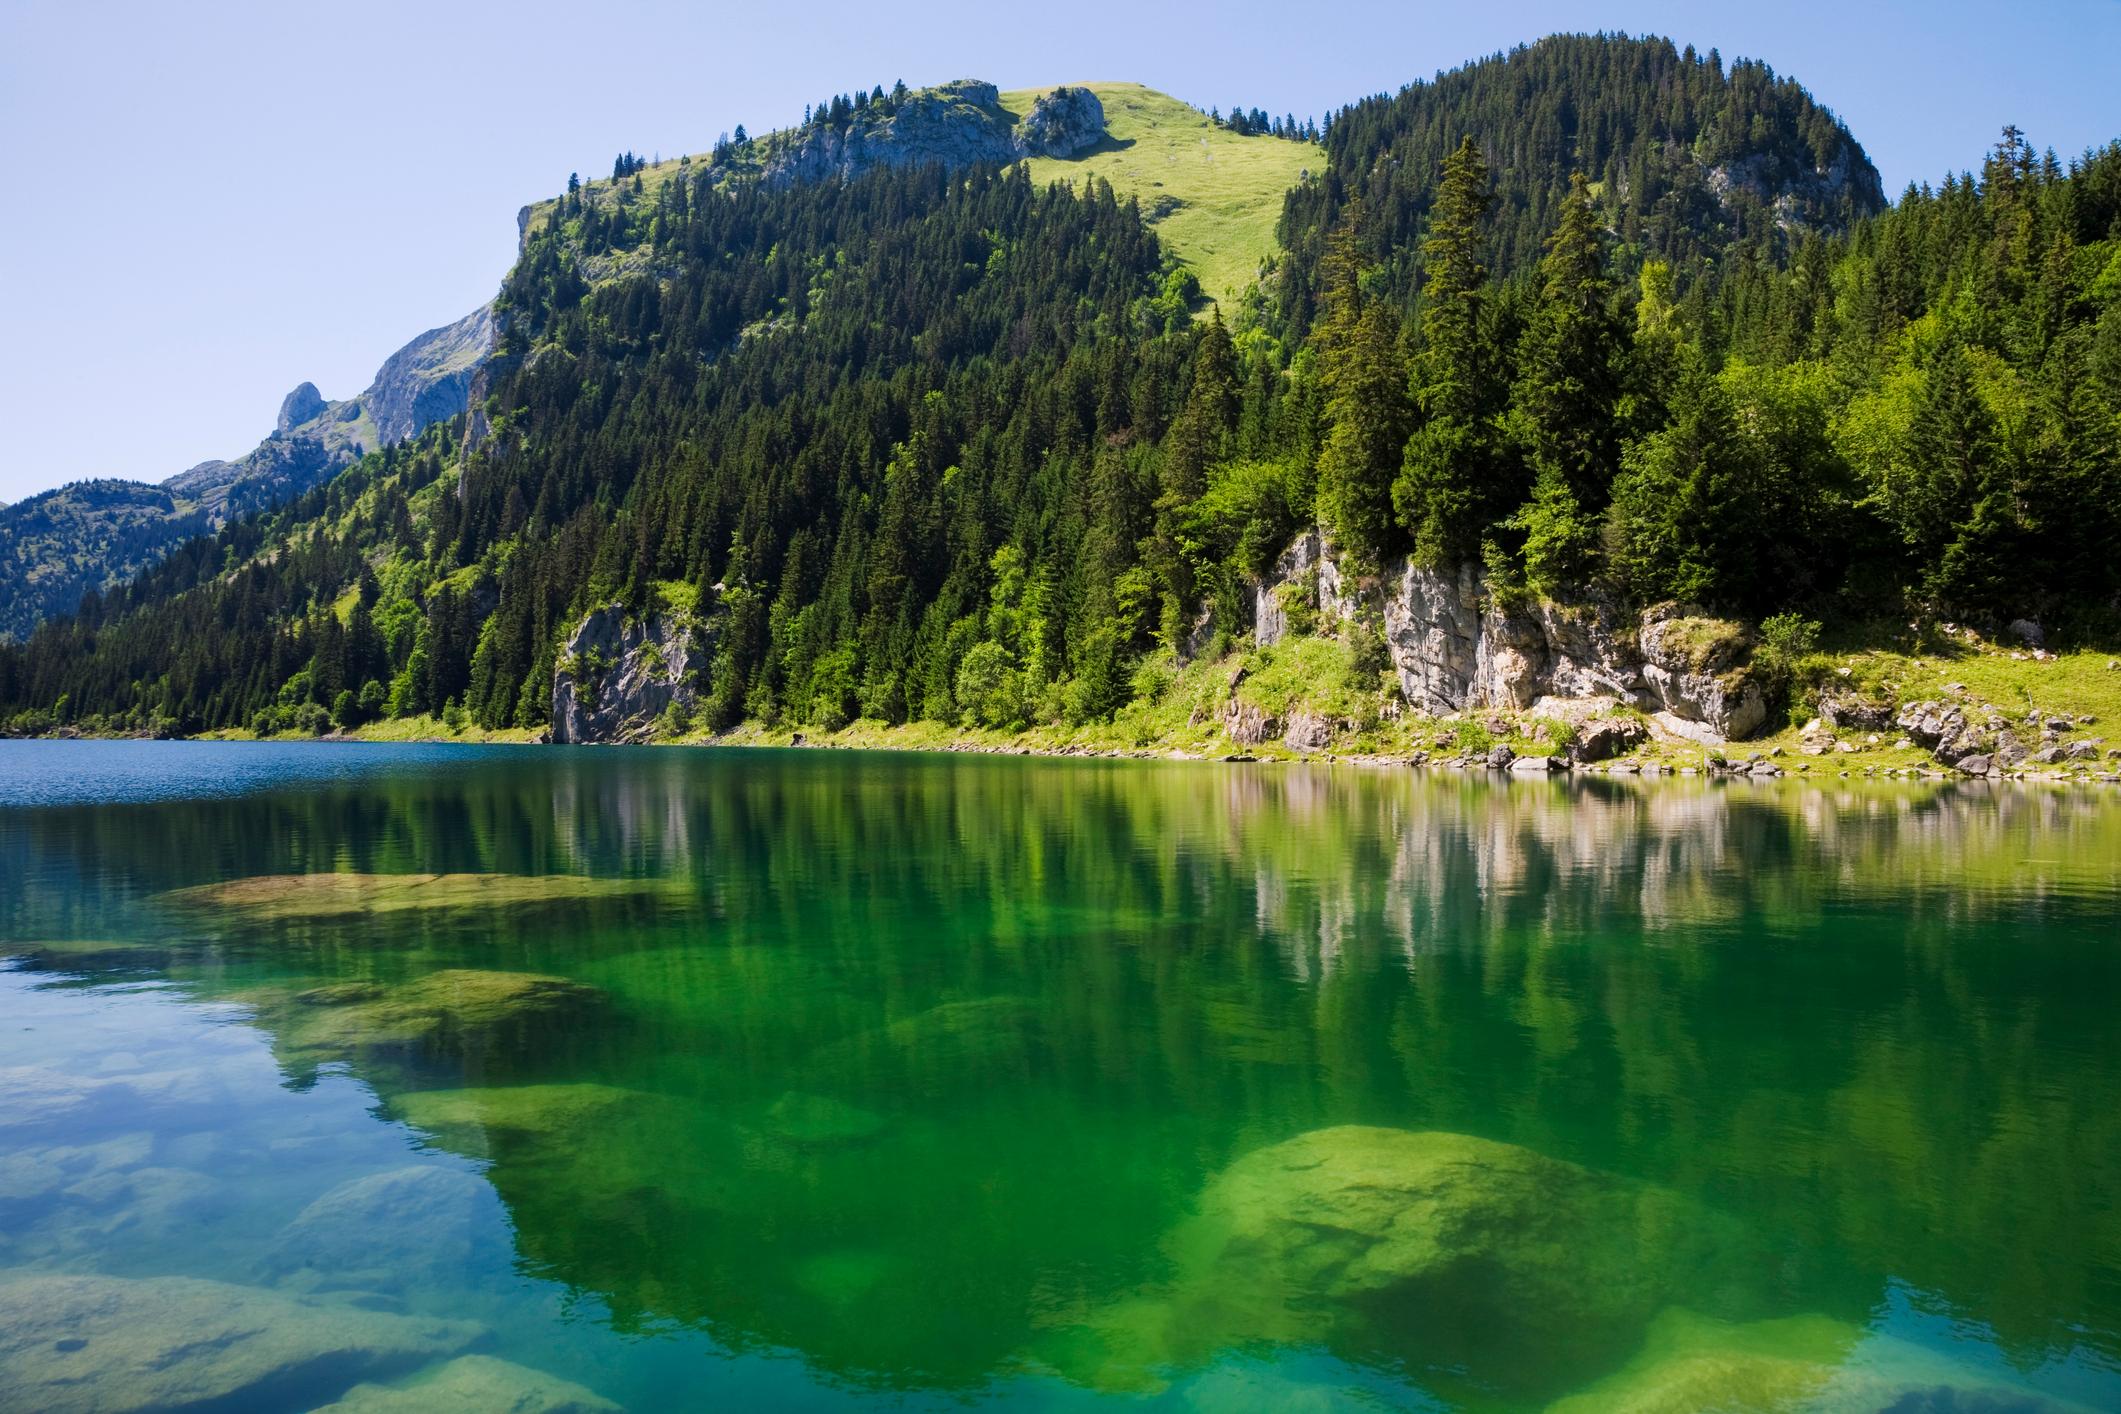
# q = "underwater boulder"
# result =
<box><xmin>0</xmin><ymin>1271</ymin><xmax>480</xmax><ymax>1414</ymax></box>
<box><xmin>267</xmin><ymin>969</ymin><xmax>608</xmax><ymax>1060</ymax></box>
<box><xmin>1064</xmin><ymin>1126</ymin><xmax>1744</xmax><ymax>1397</ymax></box>
<box><xmin>311</xmin><ymin>1353</ymin><xmax>619</xmax><ymax>1413</ymax></box>
<box><xmin>160</xmin><ymin>871</ymin><xmax>670</xmax><ymax>922</ymax></box>
<box><xmin>264</xmin><ymin>1164</ymin><xmax>503</xmax><ymax>1294</ymax></box>
<box><xmin>1545</xmin><ymin>1306</ymin><xmax>2082</xmax><ymax>1413</ymax></box>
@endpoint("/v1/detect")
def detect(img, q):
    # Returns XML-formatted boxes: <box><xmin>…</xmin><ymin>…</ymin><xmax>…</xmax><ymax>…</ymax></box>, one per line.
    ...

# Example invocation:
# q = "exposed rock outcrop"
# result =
<box><xmin>759</xmin><ymin>81</ymin><xmax>1104</xmax><ymax>190</ymax></box>
<box><xmin>551</xmin><ymin>604</ymin><xmax>705</xmax><ymax>743</ymax></box>
<box><xmin>277</xmin><ymin>381</ymin><xmax>328</xmax><ymax>433</ymax></box>
<box><xmin>1255</xmin><ymin>530</ymin><xmax>1770</xmax><ymax>743</ymax></box>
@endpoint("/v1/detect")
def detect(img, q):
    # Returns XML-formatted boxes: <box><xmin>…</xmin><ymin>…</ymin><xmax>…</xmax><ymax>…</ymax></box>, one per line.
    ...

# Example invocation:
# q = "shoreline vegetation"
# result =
<box><xmin>25</xmin><ymin>637</ymin><xmax>2116</xmax><ymax>787</ymax></box>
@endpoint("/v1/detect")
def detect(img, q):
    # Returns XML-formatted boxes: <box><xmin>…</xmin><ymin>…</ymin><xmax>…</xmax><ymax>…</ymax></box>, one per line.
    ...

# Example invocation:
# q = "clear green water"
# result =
<box><xmin>2</xmin><ymin>741</ymin><xmax>2119</xmax><ymax>1412</ymax></box>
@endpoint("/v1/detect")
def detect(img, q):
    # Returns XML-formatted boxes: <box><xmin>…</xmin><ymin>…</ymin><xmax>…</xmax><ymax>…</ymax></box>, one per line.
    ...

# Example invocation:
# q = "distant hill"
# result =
<box><xmin>0</xmin><ymin>307</ymin><xmax>491</xmax><ymax>641</ymax></box>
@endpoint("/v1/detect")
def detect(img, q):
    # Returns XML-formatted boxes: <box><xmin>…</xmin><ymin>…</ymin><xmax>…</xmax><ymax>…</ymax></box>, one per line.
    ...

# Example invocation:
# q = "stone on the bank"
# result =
<box><xmin>312</xmin><ymin>1354</ymin><xmax>619</xmax><ymax>1413</ymax></box>
<box><xmin>0</xmin><ymin>1271</ymin><xmax>479</xmax><ymax>1414</ymax></box>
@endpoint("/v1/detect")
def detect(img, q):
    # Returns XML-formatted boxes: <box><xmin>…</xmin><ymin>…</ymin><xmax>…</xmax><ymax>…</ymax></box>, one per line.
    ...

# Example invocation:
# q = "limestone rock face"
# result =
<box><xmin>277</xmin><ymin>381</ymin><xmax>328</xmax><ymax>433</ymax></box>
<box><xmin>551</xmin><ymin>604</ymin><xmax>703</xmax><ymax>743</ymax></box>
<box><xmin>1634</xmin><ymin>604</ymin><xmax>1768</xmax><ymax>742</ymax></box>
<box><xmin>1011</xmin><ymin>85</ymin><xmax>1106</xmax><ymax>157</ymax></box>
<box><xmin>760</xmin><ymin>80</ymin><xmax>1105</xmax><ymax>190</ymax></box>
<box><xmin>1382</xmin><ymin>560</ymin><xmax>1484</xmax><ymax>712</ymax></box>
<box><xmin>1252</xmin><ymin>531</ymin><xmax>1770</xmax><ymax>742</ymax></box>
<box><xmin>0</xmin><ymin>1271</ymin><xmax>480</xmax><ymax>1414</ymax></box>
<box><xmin>363</xmin><ymin>305</ymin><xmax>497</xmax><ymax>447</ymax></box>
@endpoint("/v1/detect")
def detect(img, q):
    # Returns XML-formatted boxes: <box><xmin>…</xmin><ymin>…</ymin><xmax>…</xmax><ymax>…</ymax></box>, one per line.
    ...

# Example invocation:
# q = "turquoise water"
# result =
<box><xmin>1</xmin><ymin>740</ymin><xmax>2118</xmax><ymax>1411</ymax></box>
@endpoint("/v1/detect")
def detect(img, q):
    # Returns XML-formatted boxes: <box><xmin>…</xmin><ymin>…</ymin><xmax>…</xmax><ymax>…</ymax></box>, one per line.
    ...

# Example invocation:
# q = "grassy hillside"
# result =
<box><xmin>523</xmin><ymin>82</ymin><xmax>1320</xmax><ymax>312</ymax></box>
<box><xmin>1004</xmin><ymin>83</ymin><xmax>1320</xmax><ymax>308</ymax></box>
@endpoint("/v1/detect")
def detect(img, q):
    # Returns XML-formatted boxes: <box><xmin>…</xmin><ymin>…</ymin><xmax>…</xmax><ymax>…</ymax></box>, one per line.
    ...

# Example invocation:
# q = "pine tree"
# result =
<box><xmin>1313</xmin><ymin>202</ymin><xmax>1410</xmax><ymax>567</ymax></box>
<box><xmin>1512</xmin><ymin>174</ymin><xmax>1624</xmax><ymax>594</ymax></box>
<box><xmin>1397</xmin><ymin>136</ymin><xmax>1505</xmax><ymax>568</ymax></box>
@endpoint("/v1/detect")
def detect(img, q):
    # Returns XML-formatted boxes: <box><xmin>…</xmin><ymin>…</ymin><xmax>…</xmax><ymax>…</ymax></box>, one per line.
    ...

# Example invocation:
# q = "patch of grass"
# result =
<box><xmin>1002</xmin><ymin>83</ymin><xmax>1319</xmax><ymax>309</ymax></box>
<box><xmin>652</xmin><ymin>579</ymin><xmax>701</xmax><ymax>618</ymax></box>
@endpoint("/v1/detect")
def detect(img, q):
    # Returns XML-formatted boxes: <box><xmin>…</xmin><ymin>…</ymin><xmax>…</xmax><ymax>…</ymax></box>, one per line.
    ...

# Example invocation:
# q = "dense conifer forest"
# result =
<box><xmin>2</xmin><ymin>35</ymin><xmax>2117</xmax><ymax>740</ymax></box>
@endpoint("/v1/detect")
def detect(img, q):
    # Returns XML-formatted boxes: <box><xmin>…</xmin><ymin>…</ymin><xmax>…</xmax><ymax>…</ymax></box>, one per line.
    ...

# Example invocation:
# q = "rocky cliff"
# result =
<box><xmin>550</xmin><ymin>606</ymin><xmax>706</xmax><ymax>744</ymax></box>
<box><xmin>758</xmin><ymin>82</ymin><xmax>1105</xmax><ymax>189</ymax></box>
<box><xmin>1255</xmin><ymin>529</ymin><xmax>1769</xmax><ymax>743</ymax></box>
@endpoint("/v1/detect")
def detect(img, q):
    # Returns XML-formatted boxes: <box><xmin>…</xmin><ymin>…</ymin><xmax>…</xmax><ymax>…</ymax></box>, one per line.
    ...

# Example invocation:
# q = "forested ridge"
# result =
<box><xmin>3</xmin><ymin>34</ymin><xmax>2118</xmax><ymax>742</ymax></box>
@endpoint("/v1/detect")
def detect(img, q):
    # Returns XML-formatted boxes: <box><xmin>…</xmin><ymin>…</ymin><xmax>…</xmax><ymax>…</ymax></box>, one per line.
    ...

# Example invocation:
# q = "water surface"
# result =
<box><xmin>2</xmin><ymin>741</ymin><xmax>2118</xmax><ymax>1410</ymax></box>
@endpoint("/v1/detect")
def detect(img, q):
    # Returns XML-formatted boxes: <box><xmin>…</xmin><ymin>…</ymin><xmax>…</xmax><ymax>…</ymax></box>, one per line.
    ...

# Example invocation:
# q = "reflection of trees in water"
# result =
<box><xmin>2</xmin><ymin>758</ymin><xmax>2117</xmax><ymax>1382</ymax></box>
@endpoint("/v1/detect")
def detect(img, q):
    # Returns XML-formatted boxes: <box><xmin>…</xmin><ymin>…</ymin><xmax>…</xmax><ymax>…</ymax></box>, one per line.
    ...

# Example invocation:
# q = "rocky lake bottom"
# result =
<box><xmin>1</xmin><ymin>740</ymin><xmax>2118</xmax><ymax>1411</ymax></box>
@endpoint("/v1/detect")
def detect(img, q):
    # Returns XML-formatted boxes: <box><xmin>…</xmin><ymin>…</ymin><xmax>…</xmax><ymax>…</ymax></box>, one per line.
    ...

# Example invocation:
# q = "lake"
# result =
<box><xmin>1</xmin><ymin>740</ymin><xmax>2118</xmax><ymax>1411</ymax></box>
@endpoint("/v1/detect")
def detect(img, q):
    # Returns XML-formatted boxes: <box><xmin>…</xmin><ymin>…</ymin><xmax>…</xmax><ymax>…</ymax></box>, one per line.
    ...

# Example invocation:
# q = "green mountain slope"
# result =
<box><xmin>1005</xmin><ymin>83</ymin><xmax>1321</xmax><ymax>307</ymax></box>
<box><xmin>3</xmin><ymin>40</ymin><xmax>2116</xmax><ymax>756</ymax></box>
<box><xmin>1276</xmin><ymin>33</ymin><xmax>1886</xmax><ymax>330</ymax></box>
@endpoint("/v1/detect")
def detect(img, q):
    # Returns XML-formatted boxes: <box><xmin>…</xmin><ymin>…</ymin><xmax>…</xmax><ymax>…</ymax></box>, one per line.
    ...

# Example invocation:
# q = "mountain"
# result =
<box><xmin>0</xmin><ymin>305</ymin><xmax>492</xmax><ymax>641</ymax></box>
<box><xmin>2</xmin><ymin>44</ymin><xmax>2116</xmax><ymax>760</ymax></box>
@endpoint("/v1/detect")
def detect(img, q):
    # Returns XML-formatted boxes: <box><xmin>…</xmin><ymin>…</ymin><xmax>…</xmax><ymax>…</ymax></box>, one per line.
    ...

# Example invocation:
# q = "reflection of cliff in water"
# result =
<box><xmin>1</xmin><ymin>755</ymin><xmax>2117</xmax><ymax>1397</ymax></box>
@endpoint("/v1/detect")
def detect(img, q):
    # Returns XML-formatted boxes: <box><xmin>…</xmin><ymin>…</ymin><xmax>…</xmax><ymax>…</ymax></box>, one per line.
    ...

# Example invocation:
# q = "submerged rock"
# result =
<box><xmin>265</xmin><ymin>1164</ymin><xmax>501</xmax><ymax>1293</ymax></box>
<box><xmin>161</xmin><ymin>871</ymin><xmax>667</xmax><ymax>921</ymax></box>
<box><xmin>1546</xmin><ymin>1308</ymin><xmax>1858</xmax><ymax>1413</ymax></box>
<box><xmin>0</xmin><ymin>1271</ymin><xmax>480</xmax><ymax>1414</ymax></box>
<box><xmin>810</xmin><ymin>997</ymin><xmax>1043</xmax><ymax>1094</ymax></box>
<box><xmin>311</xmin><ymin>1354</ymin><xmax>619</xmax><ymax>1413</ymax></box>
<box><xmin>267</xmin><ymin>969</ymin><xmax>607</xmax><ymax>1058</ymax></box>
<box><xmin>765</xmin><ymin>1092</ymin><xmax>890</xmax><ymax>1148</ymax></box>
<box><xmin>1545</xmin><ymin>1306</ymin><xmax>2076</xmax><ymax>1414</ymax></box>
<box><xmin>393</xmin><ymin>1083</ymin><xmax>660</xmax><ymax>1154</ymax></box>
<box><xmin>1065</xmin><ymin>1127</ymin><xmax>1742</xmax><ymax>1395</ymax></box>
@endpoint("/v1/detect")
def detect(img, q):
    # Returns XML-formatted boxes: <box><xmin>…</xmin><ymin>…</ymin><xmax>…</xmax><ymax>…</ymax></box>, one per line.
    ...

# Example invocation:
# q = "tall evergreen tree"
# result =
<box><xmin>1511</xmin><ymin>173</ymin><xmax>1624</xmax><ymax>594</ymax></box>
<box><xmin>1313</xmin><ymin>203</ymin><xmax>1411</xmax><ymax>567</ymax></box>
<box><xmin>1396</xmin><ymin>137</ymin><xmax>1508</xmax><ymax>568</ymax></box>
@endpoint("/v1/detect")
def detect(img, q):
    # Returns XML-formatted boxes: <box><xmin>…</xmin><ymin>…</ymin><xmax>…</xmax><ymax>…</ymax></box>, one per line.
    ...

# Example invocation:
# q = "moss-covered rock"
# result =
<box><xmin>160</xmin><ymin>871</ymin><xmax>667</xmax><ymax>921</ymax></box>
<box><xmin>1546</xmin><ymin>1306</ymin><xmax>2076</xmax><ymax>1413</ymax></box>
<box><xmin>1546</xmin><ymin>1308</ymin><xmax>1858</xmax><ymax>1413</ymax></box>
<box><xmin>764</xmin><ymin>1092</ymin><xmax>890</xmax><ymax>1147</ymax></box>
<box><xmin>392</xmin><ymin>1082</ymin><xmax>667</xmax><ymax>1158</ymax></box>
<box><xmin>264</xmin><ymin>969</ymin><xmax>606</xmax><ymax>1060</ymax></box>
<box><xmin>807</xmin><ymin>996</ymin><xmax>1042</xmax><ymax>1095</ymax></box>
<box><xmin>1063</xmin><ymin>1127</ymin><xmax>1745</xmax><ymax>1397</ymax></box>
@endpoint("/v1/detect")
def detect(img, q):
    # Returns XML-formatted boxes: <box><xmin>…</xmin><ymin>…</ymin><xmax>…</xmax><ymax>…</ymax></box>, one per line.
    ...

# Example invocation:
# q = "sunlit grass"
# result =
<box><xmin>1005</xmin><ymin>83</ymin><xmax>1319</xmax><ymax>309</ymax></box>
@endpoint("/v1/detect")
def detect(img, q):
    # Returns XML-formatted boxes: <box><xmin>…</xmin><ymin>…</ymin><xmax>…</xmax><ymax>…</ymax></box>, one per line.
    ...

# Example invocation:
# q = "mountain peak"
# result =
<box><xmin>276</xmin><ymin>382</ymin><xmax>327</xmax><ymax>435</ymax></box>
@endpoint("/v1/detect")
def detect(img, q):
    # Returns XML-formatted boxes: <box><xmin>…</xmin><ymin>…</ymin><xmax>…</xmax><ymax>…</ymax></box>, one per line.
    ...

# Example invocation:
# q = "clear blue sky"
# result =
<box><xmin>2</xmin><ymin>0</ymin><xmax>2117</xmax><ymax>504</ymax></box>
